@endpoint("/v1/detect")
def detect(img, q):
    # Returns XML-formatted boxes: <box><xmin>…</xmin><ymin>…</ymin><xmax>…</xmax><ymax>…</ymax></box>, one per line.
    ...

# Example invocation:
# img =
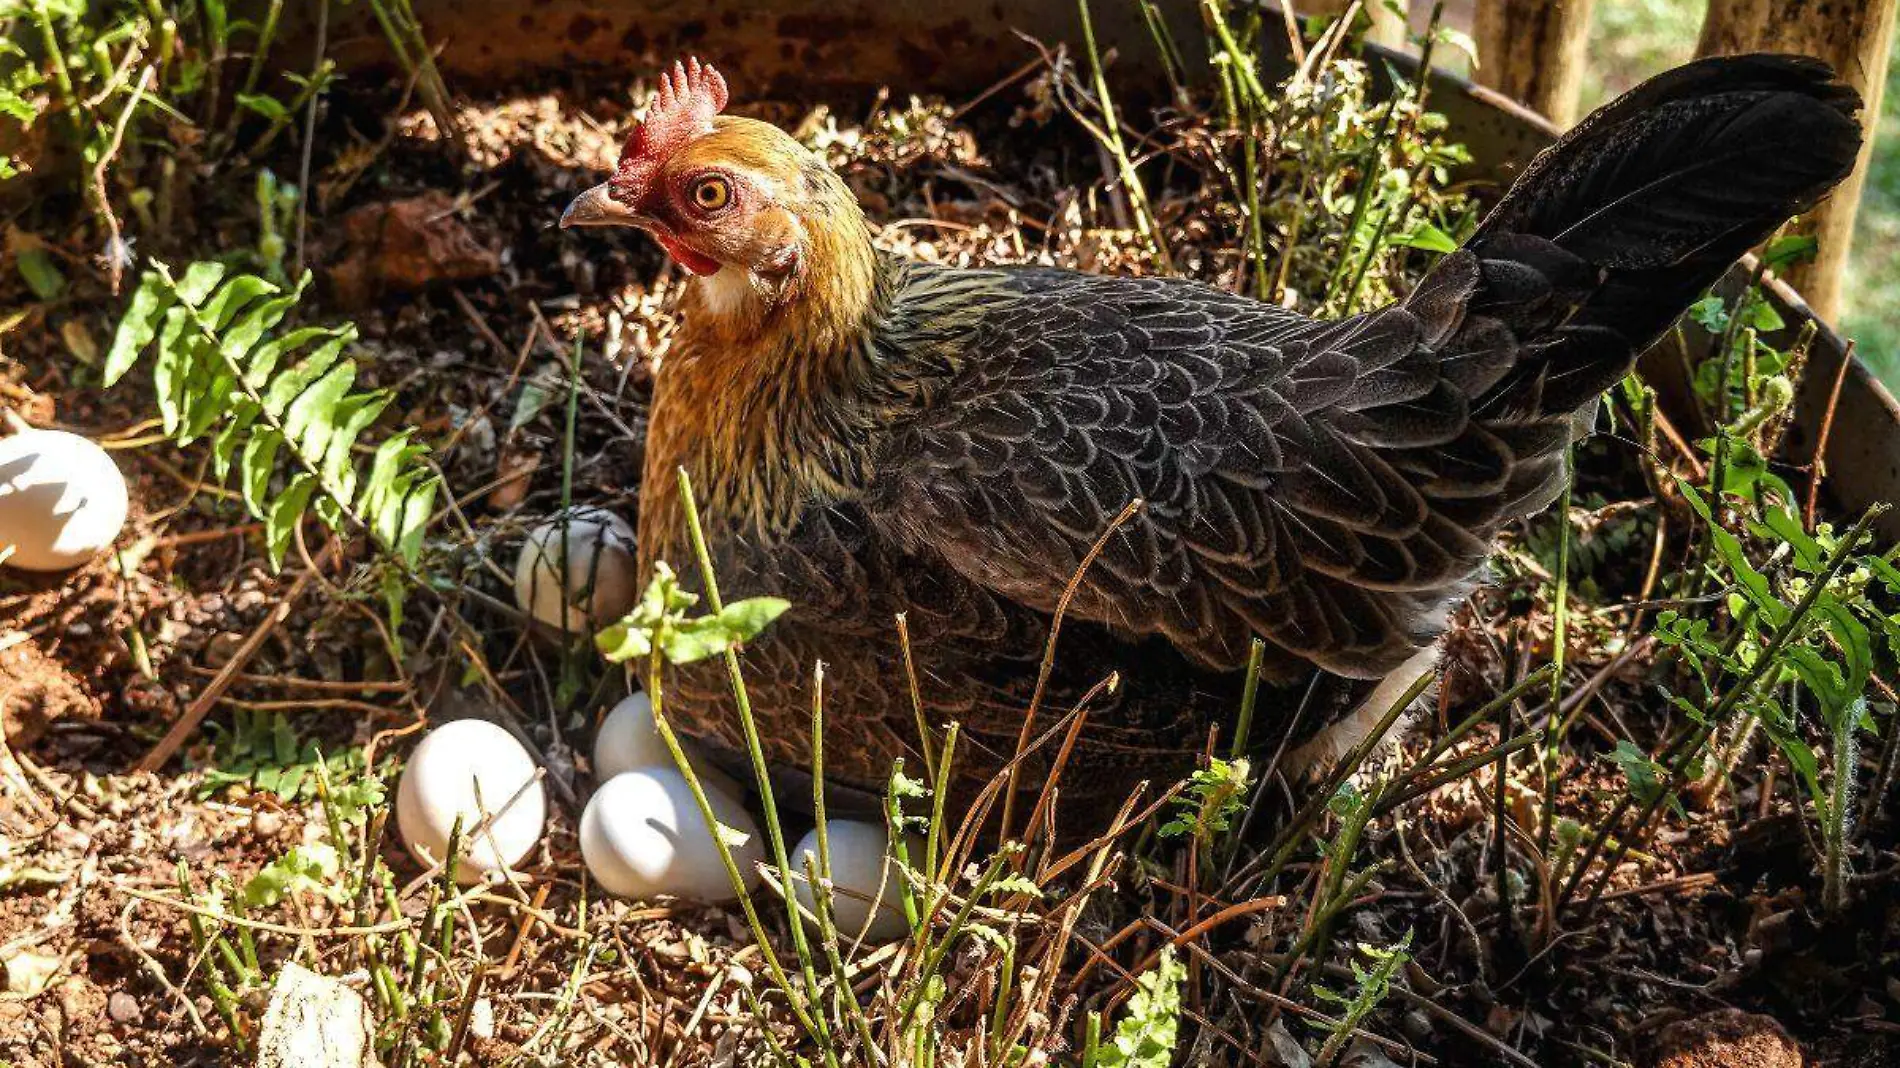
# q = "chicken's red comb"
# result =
<box><xmin>610</xmin><ymin>58</ymin><xmax>730</xmax><ymax>203</ymax></box>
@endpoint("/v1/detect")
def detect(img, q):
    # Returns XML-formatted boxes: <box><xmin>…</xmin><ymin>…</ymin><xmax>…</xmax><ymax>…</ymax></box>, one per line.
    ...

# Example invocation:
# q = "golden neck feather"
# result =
<box><xmin>640</xmin><ymin>171</ymin><xmax>887</xmax><ymax>564</ymax></box>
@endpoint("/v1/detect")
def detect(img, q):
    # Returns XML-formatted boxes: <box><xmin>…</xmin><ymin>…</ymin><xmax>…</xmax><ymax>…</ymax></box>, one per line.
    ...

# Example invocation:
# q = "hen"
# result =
<box><xmin>562</xmin><ymin>55</ymin><xmax>1860</xmax><ymax>811</ymax></box>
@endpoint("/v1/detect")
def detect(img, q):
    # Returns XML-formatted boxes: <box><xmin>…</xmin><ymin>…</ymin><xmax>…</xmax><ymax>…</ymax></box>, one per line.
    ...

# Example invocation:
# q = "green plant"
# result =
<box><xmin>590</xmin><ymin>474</ymin><xmax>1171</xmax><ymax>1068</ymax></box>
<box><xmin>1159</xmin><ymin>755</ymin><xmax>1251</xmax><ymax>844</ymax></box>
<box><xmin>595</xmin><ymin>559</ymin><xmax>789</xmax><ymax>666</ymax></box>
<box><xmin>1190</xmin><ymin>0</ymin><xmax>1476</xmax><ymax>309</ymax></box>
<box><xmin>250</xmin><ymin>166</ymin><xmax>297</xmax><ymax>282</ymax></box>
<box><xmin>1085</xmin><ymin>947</ymin><xmax>1184</xmax><ymax>1068</ymax></box>
<box><xmin>0</xmin><ymin>32</ymin><xmax>47</xmax><ymax>179</ymax></box>
<box><xmin>242</xmin><ymin>842</ymin><xmax>342</xmax><ymax>907</ymax></box>
<box><xmin>1310</xmin><ymin>934</ymin><xmax>1412</xmax><ymax>1067</ymax></box>
<box><xmin>198</xmin><ymin>706</ymin><xmax>385</xmax><ymax>820</ymax></box>
<box><xmin>1659</xmin><ymin>476</ymin><xmax>1891</xmax><ymax>912</ymax></box>
<box><xmin>105</xmin><ymin>260</ymin><xmax>439</xmax><ymax>568</ymax></box>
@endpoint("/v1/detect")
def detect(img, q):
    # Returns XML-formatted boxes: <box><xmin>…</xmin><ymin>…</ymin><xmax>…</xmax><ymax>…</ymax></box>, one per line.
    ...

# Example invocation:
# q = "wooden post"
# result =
<box><xmin>1472</xmin><ymin>0</ymin><xmax>1598</xmax><ymax>127</ymax></box>
<box><xmin>1696</xmin><ymin>0</ymin><xmax>1898</xmax><ymax>324</ymax></box>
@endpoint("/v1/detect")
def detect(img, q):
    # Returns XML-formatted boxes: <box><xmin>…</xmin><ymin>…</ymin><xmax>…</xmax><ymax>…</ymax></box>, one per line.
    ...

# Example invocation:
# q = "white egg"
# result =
<box><xmin>0</xmin><ymin>429</ymin><xmax>129</xmax><ymax>571</ymax></box>
<box><xmin>792</xmin><ymin>820</ymin><xmax>912</xmax><ymax>942</ymax></box>
<box><xmin>581</xmin><ymin>768</ymin><xmax>764</xmax><ymax>900</ymax></box>
<box><xmin>512</xmin><ymin>507</ymin><xmax>638</xmax><ymax>632</ymax></box>
<box><xmin>592</xmin><ymin>691</ymin><xmax>742</xmax><ymax>796</ymax></box>
<box><xmin>396</xmin><ymin>719</ymin><xmax>547</xmax><ymax>885</ymax></box>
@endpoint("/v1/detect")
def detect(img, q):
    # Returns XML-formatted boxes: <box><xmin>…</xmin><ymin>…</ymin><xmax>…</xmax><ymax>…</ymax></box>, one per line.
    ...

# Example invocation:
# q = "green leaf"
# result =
<box><xmin>1763</xmin><ymin>234</ymin><xmax>1819</xmax><ymax>270</ymax></box>
<box><xmin>1745</xmin><ymin>299</ymin><xmax>1784</xmax><ymax>334</ymax></box>
<box><xmin>1096</xmin><ymin>947</ymin><xmax>1184</xmax><ymax>1068</ymax></box>
<box><xmin>1688</xmin><ymin>295</ymin><xmax>1728</xmax><ymax>334</ymax></box>
<box><xmin>265</xmin><ymin>474</ymin><xmax>320</xmax><ymax>569</ymax></box>
<box><xmin>1390</xmin><ymin>221</ymin><xmax>1458</xmax><ymax>254</ymax></box>
<box><xmin>151</xmin><ymin>306</ymin><xmax>192</xmax><ymax>434</ymax></box>
<box><xmin>13</xmin><ymin>244</ymin><xmax>63</xmax><ymax>301</ymax></box>
<box><xmin>509</xmin><ymin>367</ymin><xmax>560</xmax><ymax>431</ymax></box>
<box><xmin>211</xmin><ymin>400</ymin><xmax>263</xmax><ymax>479</ymax></box>
<box><xmin>262</xmin><ymin>342</ymin><xmax>349</xmax><ymax>419</ymax></box>
<box><xmin>320</xmin><ymin>391</ymin><xmax>393</xmax><ymax>500</ymax></box>
<box><xmin>218</xmin><ymin>279</ymin><xmax>306</xmax><ymax>365</ymax></box>
<box><xmin>235</xmin><ymin>91</ymin><xmax>290</xmax><ymax>123</ymax></box>
<box><xmin>1815</xmin><ymin>598</ymin><xmax>1872</xmax><ymax>701</ymax></box>
<box><xmin>1866</xmin><ymin>556</ymin><xmax>1900</xmax><ymax>597</ymax></box>
<box><xmin>393</xmin><ymin>476</ymin><xmax>436</xmax><ymax>565</ymax></box>
<box><xmin>241</xmin><ymin>843</ymin><xmax>341</xmax><ymax>908</ymax></box>
<box><xmin>1757</xmin><ymin>502</ymin><xmax>1826</xmax><ymax>573</ymax></box>
<box><xmin>198</xmin><ymin>274</ymin><xmax>277</xmax><ymax>331</ymax></box>
<box><xmin>104</xmin><ymin>271</ymin><xmax>173</xmax><ymax>386</ymax></box>
<box><xmin>660</xmin><ymin>597</ymin><xmax>792</xmax><ymax>664</ymax></box>
<box><xmin>243</xmin><ymin>325</ymin><xmax>341</xmax><ymax>389</ymax></box>
<box><xmin>283</xmin><ymin>360</ymin><xmax>357</xmax><ymax>462</ymax></box>
<box><xmin>240</xmin><ymin>429</ymin><xmax>284</xmax><ymax>517</ymax></box>
<box><xmin>172</xmin><ymin>261</ymin><xmax>229</xmax><ymax>305</ymax></box>
<box><xmin>0</xmin><ymin>87</ymin><xmax>38</xmax><ymax>124</ymax></box>
<box><xmin>596</xmin><ymin>618</ymin><xmax>654</xmax><ymax>662</ymax></box>
<box><xmin>890</xmin><ymin>767</ymin><xmax>930</xmax><ymax>800</ymax></box>
<box><xmin>1679</xmin><ymin>481</ymin><xmax>1787</xmax><ymax>627</ymax></box>
<box><xmin>1609</xmin><ymin>740</ymin><xmax>1672</xmax><ymax>811</ymax></box>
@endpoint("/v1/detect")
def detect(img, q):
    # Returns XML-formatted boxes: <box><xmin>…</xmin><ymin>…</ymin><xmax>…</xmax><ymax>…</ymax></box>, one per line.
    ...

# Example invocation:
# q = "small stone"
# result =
<box><xmin>204</xmin><ymin>632</ymin><xmax>245</xmax><ymax>668</ymax></box>
<box><xmin>1650</xmin><ymin>1009</ymin><xmax>1802</xmax><ymax>1068</ymax></box>
<box><xmin>107</xmin><ymin>990</ymin><xmax>143</xmax><ymax>1024</ymax></box>
<box><xmin>256</xmin><ymin>963</ymin><xmax>371</xmax><ymax>1068</ymax></box>
<box><xmin>325</xmin><ymin>192</ymin><xmax>501</xmax><ymax>308</ymax></box>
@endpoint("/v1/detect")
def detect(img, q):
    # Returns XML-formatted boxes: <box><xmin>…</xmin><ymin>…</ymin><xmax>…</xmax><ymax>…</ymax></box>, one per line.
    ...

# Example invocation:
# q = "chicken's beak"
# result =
<box><xmin>560</xmin><ymin>183</ymin><xmax>644</xmax><ymax>229</ymax></box>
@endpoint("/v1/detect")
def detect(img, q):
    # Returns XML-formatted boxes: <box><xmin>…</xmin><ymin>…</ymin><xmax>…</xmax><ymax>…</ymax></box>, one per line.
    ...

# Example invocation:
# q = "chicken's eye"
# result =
<box><xmin>690</xmin><ymin>176</ymin><xmax>732</xmax><ymax>212</ymax></box>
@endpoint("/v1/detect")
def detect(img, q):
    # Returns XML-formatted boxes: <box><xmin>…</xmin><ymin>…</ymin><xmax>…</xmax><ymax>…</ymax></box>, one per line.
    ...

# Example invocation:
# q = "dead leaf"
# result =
<box><xmin>3</xmin><ymin>948</ymin><xmax>62</xmax><ymax>996</ymax></box>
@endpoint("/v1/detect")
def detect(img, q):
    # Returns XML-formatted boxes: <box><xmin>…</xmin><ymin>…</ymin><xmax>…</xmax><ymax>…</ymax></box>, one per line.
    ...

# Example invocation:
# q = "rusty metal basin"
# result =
<box><xmin>311</xmin><ymin>0</ymin><xmax>1897</xmax><ymax>534</ymax></box>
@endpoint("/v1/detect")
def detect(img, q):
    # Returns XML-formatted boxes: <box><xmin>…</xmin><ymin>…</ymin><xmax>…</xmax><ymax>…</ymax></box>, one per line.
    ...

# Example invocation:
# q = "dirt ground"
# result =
<box><xmin>2</xmin><ymin>58</ymin><xmax>1898</xmax><ymax>1068</ymax></box>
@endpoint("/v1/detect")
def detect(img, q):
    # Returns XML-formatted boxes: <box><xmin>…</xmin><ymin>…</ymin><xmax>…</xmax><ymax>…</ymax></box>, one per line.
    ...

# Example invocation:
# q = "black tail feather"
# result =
<box><xmin>1417</xmin><ymin>53</ymin><xmax>1862</xmax><ymax>424</ymax></box>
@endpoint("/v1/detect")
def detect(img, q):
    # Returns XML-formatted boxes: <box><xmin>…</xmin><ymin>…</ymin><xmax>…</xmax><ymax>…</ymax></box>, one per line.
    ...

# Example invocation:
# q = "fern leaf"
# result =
<box><xmin>321</xmin><ymin>393</ymin><xmax>394</xmax><ymax>502</ymax></box>
<box><xmin>240</xmin><ymin>430</ymin><xmax>284</xmax><ymax>520</ymax></box>
<box><xmin>104</xmin><ymin>274</ymin><xmax>174</xmax><ymax>387</ymax></box>
<box><xmin>283</xmin><ymin>361</ymin><xmax>357</xmax><ymax>464</ymax></box>
<box><xmin>172</xmin><ymin>261</ymin><xmax>229</xmax><ymax>305</ymax></box>
<box><xmin>198</xmin><ymin>274</ymin><xmax>278</xmax><ymax>331</ymax></box>
<box><xmin>243</xmin><ymin>325</ymin><xmax>340</xmax><ymax>389</ymax></box>
<box><xmin>211</xmin><ymin>399</ymin><xmax>262</xmax><ymax>479</ymax></box>
<box><xmin>262</xmin><ymin>340</ymin><xmax>350</xmax><ymax>418</ymax></box>
<box><xmin>267</xmin><ymin>475</ymin><xmax>322</xmax><ymax>567</ymax></box>
<box><xmin>106</xmin><ymin>259</ymin><xmax>439</xmax><ymax>571</ymax></box>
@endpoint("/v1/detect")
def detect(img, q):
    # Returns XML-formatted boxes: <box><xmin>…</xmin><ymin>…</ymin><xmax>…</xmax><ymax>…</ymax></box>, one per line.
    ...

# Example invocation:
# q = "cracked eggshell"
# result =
<box><xmin>396</xmin><ymin>719</ymin><xmax>546</xmax><ymax>884</ymax></box>
<box><xmin>0</xmin><ymin>429</ymin><xmax>129</xmax><ymax>571</ymax></box>
<box><xmin>580</xmin><ymin>767</ymin><xmax>763</xmax><ymax>901</ymax></box>
<box><xmin>592</xmin><ymin>691</ymin><xmax>742</xmax><ymax>797</ymax></box>
<box><xmin>512</xmin><ymin>507</ymin><xmax>638</xmax><ymax>631</ymax></box>
<box><xmin>793</xmin><ymin>820</ymin><xmax>912</xmax><ymax>942</ymax></box>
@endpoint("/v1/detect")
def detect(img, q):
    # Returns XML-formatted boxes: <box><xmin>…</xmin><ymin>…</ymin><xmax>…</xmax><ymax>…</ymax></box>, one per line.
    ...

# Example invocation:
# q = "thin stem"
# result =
<box><xmin>674</xmin><ymin>469</ymin><xmax>834</xmax><ymax>1050</ymax></box>
<box><xmin>1077</xmin><ymin>0</ymin><xmax>1170</xmax><ymax>271</ymax></box>
<box><xmin>1232</xmin><ymin>638</ymin><xmax>1266</xmax><ymax>759</ymax></box>
<box><xmin>640</xmin><ymin>650</ymin><xmax>830</xmax><ymax>1048</ymax></box>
